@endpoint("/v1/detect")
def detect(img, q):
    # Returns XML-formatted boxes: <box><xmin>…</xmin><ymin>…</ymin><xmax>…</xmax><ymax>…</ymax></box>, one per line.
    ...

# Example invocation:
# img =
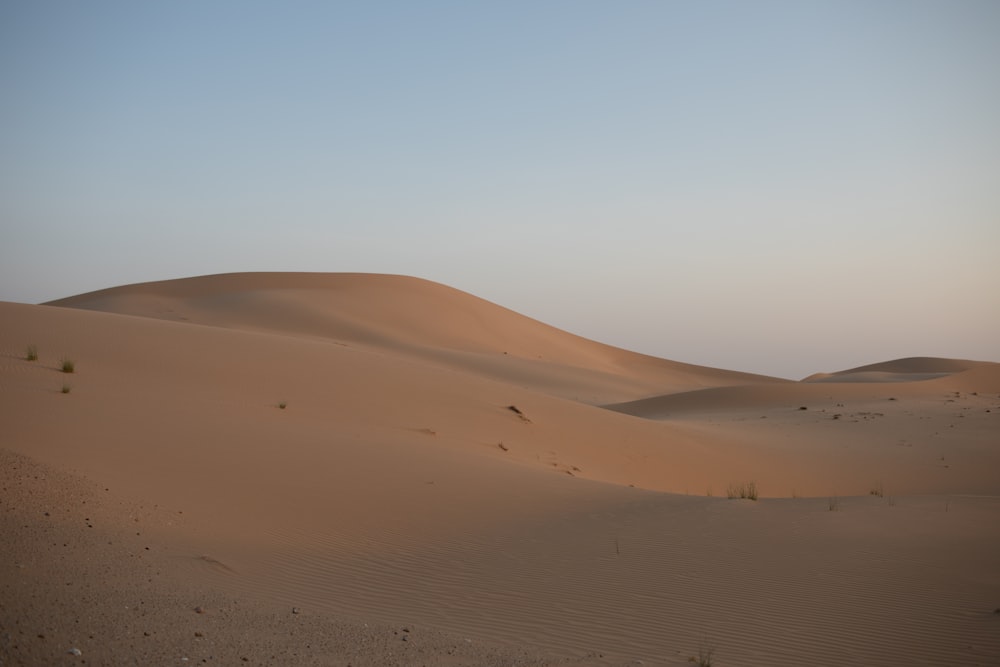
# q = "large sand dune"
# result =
<box><xmin>47</xmin><ymin>272</ymin><xmax>781</xmax><ymax>404</ymax></box>
<box><xmin>3</xmin><ymin>273</ymin><xmax>999</xmax><ymax>666</ymax></box>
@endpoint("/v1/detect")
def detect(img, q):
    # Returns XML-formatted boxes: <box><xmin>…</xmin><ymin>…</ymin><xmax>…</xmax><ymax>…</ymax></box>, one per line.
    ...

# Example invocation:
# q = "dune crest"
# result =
<box><xmin>47</xmin><ymin>272</ymin><xmax>785</xmax><ymax>404</ymax></box>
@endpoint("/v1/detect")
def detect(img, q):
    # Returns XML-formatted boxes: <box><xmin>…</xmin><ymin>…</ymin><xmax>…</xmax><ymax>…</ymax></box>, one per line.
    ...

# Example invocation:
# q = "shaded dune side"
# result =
<box><xmin>45</xmin><ymin>272</ymin><xmax>787</xmax><ymax>403</ymax></box>
<box><xmin>828</xmin><ymin>356</ymin><xmax>982</xmax><ymax>375</ymax></box>
<box><xmin>801</xmin><ymin>356</ymin><xmax>994</xmax><ymax>384</ymax></box>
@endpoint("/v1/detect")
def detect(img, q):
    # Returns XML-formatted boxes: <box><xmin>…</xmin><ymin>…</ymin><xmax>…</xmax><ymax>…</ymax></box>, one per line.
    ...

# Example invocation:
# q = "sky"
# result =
<box><xmin>1</xmin><ymin>1</ymin><xmax>998</xmax><ymax>379</ymax></box>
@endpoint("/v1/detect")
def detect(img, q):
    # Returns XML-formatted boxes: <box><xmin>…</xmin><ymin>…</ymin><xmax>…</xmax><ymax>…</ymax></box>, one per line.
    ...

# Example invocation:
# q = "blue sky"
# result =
<box><xmin>2</xmin><ymin>1</ymin><xmax>998</xmax><ymax>378</ymax></box>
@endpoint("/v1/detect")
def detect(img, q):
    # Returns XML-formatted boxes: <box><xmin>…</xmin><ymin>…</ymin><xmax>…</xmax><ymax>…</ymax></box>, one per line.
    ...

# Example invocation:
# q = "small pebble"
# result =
<box><xmin>292</xmin><ymin>607</ymin><xmax>301</xmax><ymax>614</ymax></box>
<box><xmin>68</xmin><ymin>647</ymin><xmax>82</xmax><ymax>656</ymax></box>
<box><xmin>194</xmin><ymin>606</ymin><xmax>206</xmax><ymax>614</ymax></box>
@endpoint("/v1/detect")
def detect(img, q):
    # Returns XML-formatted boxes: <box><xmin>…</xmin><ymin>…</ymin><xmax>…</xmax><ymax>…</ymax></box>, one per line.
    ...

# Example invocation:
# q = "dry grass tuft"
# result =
<box><xmin>689</xmin><ymin>641</ymin><xmax>714</xmax><ymax>666</ymax></box>
<box><xmin>726</xmin><ymin>481</ymin><xmax>758</xmax><ymax>501</ymax></box>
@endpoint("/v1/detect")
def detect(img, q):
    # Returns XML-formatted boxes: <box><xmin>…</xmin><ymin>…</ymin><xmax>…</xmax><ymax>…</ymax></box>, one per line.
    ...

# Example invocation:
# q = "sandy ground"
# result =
<box><xmin>2</xmin><ymin>272</ymin><xmax>999</xmax><ymax>666</ymax></box>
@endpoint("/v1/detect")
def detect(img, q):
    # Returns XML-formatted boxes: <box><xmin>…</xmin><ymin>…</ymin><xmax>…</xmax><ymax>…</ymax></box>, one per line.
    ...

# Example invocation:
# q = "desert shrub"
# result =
<box><xmin>26</xmin><ymin>344</ymin><xmax>38</xmax><ymax>361</ymax></box>
<box><xmin>726</xmin><ymin>481</ymin><xmax>758</xmax><ymax>501</ymax></box>
<box><xmin>691</xmin><ymin>642</ymin><xmax>714</xmax><ymax>666</ymax></box>
<box><xmin>60</xmin><ymin>358</ymin><xmax>75</xmax><ymax>373</ymax></box>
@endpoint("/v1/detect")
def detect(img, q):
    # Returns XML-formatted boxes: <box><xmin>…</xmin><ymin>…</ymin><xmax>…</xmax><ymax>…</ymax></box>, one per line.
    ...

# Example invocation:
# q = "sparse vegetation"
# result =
<box><xmin>726</xmin><ymin>481</ymin><xmax>758</xmax><ymax>501</ymax></box>
<box><xmin>689</xmin><ymin>641</ymin><xmax>714</xmax><ymax>666</ymax></box>
<box><xmin>25</xmin><ymin>344</ymin><xmax>38</xmax><ymax>361</ymax></box>
<box><xmin>870</xmin><ymin>482</ymin><xmax>884</xmax><ymax>498</ymax></box>
<box><xmin>60</xmin><ymin>358</ymin><xmax>75</xmax><ymax>373</ymax></box>
<box><xmin>61</xmin><ymin>384</ymin><xmax>71</xmax><ymax>394</ymax></box>
<box><xmin>828</xmin><ymin>496</ymin><xmax>841</xmax><ymax>511</ymax></box>
<box><xmin>278</xmin><ymin>401</ymin><xmax>287</xmax><ymax>410</ymax></box>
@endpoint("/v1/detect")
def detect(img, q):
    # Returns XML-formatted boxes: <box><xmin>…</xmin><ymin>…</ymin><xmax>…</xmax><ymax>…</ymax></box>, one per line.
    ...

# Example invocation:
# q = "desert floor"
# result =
<box><xmin>2</xmin><ymin>273</ymin><xmax>998</xmax><ymax>666</ymax></box>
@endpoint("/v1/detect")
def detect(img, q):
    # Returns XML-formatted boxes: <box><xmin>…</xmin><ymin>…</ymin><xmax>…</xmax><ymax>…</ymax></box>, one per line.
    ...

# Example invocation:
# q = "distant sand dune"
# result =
<box><xmin>2</xmin><ymin>272</ymin><xmax>998</xmax><ymax>666</ymax></box>
<box><xmin>609</xmin><ymin>358</ymin><xmax>1000</xmax><ymax>416</ymax></box>
<box><xmin>801</xmin><ymin>356</ymin><xmax>992</xmax><ymax>384</ymax></box>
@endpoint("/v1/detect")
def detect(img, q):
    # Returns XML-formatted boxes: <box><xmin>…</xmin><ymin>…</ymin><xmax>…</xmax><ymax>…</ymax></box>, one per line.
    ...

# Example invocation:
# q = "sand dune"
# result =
<box><xmin>606</xmin><ymin>359</ymin><xmax>1000</xmax><ymax>497</ymax></box>
<box><xmin>609</xmin><ymin>358</ymin><xmax>1000</xmax><ymax>415</ymax></box>
<box><xmin>3</xmin><ymin>273</ymin><xmax>999</xmax><ymax>666</ymax></box>
<box><xmin>801</xmin><ymin>356</ymin><xmax>989</xmax><ymax>384</ymax></box>
<box><xmin>47</xmin><ymin>272</ymin><xmax>784</xmax><ymax>404</ymax></box>
<box><xmin>822</xmin><ymin>356</ymin><xmax>983</xmax><ymax>375</ymax></box>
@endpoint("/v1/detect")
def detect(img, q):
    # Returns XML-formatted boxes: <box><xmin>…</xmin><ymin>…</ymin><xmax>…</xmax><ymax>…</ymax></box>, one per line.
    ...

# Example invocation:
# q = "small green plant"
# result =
<box><xmin>61</xmin><ymin>384</ymin><xmax>71</xmax><ymax>394</ymax></box>
<box><xmin>870</xmin><ymin>482</ymin><xmax>884</xmax><ymax>498</ymax></box>
<box><xmin>278</xmin><ymin>401</ymin><xmax>287</xmax><ymax>410</ymax></box>
<box><xmin>60</xmin><ymin>358</ymin><xmax>75</xmax><ymax>373</ymax></box>
<box><xmin>726</xmin><ymin>481</ymin><xmax>758</xmax><ymax>501</ymax></box>
<box><xmin>828</xmin><ymin>496</ymin><xmax>841</xmax><ymax>511</ymax></box>
<box><xmin>26</xmin><ymin>344</ymin><xmax>38</xmax><ymax>361</ymax></box>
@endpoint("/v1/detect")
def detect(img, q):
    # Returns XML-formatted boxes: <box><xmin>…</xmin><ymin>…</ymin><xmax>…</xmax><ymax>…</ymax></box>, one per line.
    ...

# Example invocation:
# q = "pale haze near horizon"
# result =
<box><xmin>1</xmin><ymin>1</ymin><xmax>997</xmax><ymax>379</ymax></box>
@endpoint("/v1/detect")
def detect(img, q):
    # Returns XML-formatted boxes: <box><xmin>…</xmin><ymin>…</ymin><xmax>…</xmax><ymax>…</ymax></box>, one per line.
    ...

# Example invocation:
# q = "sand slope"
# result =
<box><xmin>3</xmin><ymin>273</ymin><xmax>999</xmax><ymax>666</ymax></box>
<box><xmin>46</xmin><ymin>272</ymin><xmax>784</xmax><ymax>404</ymax></box>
